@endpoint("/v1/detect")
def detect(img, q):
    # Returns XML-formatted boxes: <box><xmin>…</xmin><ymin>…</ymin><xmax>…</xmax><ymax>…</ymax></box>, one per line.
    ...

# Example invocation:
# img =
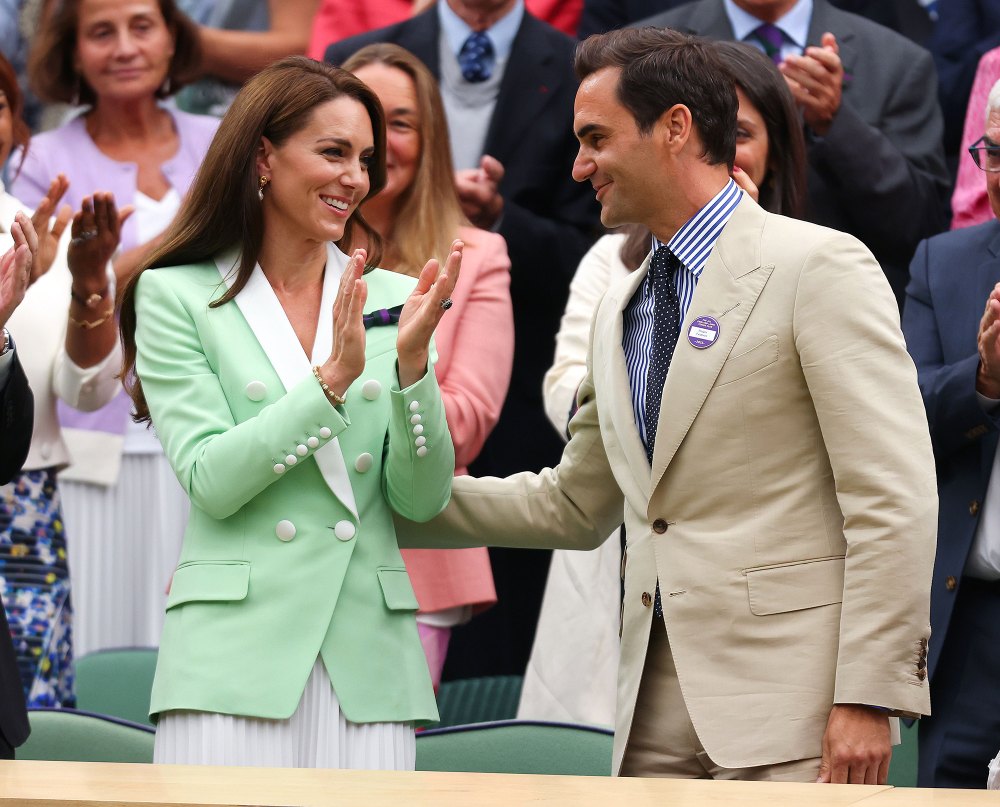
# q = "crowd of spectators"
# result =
<box><xmin>0</xmin><ymin>0</ymin><xmax>998</xmax><ymax>789</ymax></box>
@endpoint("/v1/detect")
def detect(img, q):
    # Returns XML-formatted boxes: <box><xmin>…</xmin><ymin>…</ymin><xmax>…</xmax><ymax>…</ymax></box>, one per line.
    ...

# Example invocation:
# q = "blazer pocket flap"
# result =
<box><xmin>716</xmin><ymin>335</ymin><xmax>779</xmax><ymax>386</ymax></box>
<box><xmin>746</xmin><ymin>556</ymin><xmax>845</xmax><ymax>616</ymax></box>
<box><xmin>166</xmin><ymin>561</ymin><xmax>251</xmax><ymax>610</ymax></box>
<box><xmin>377</xmin><ymin>567</ymin><xmax>419</xmax><ymax>611</ymax></box>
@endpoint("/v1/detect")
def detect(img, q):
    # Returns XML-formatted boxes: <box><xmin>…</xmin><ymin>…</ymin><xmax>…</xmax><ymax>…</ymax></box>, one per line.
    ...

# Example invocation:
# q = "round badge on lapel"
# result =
<box><xmin>687</xmin><ymin>316</ymin><xmax>720</xmax><ymax>349</ymax></box>
<box><xmin>245</xmin><ymin>380</ymin><xmax>267</xmax><ymax>401</ymax></box>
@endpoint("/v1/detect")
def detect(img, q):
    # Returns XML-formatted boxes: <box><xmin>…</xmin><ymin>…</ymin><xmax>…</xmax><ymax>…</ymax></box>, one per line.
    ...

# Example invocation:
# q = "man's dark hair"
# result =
<box><xmin>575</xmin><ymin>27</ymin><xmax>737</xmax><ymax>168</ymax></box>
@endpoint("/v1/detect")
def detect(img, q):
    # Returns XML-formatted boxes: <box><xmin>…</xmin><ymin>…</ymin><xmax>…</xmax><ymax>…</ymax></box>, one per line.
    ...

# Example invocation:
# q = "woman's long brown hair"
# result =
<box><xmin>119</xmin><ymin>56</ymin><xmax>387</xmax><ymax>423</ymax></box>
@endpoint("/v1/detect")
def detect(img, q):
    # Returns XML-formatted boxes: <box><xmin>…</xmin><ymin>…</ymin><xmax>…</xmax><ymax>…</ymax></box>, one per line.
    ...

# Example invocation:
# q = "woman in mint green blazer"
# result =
<box><xmin>118</xmin><ymin>57</ymin><xmax>461</xmax><ymax>770</ymax></box>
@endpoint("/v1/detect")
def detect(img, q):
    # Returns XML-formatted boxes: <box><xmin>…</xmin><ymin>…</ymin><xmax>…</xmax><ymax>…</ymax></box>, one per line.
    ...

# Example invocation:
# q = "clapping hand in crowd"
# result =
<box><xmin>780</xmin><ymin>32</ymin><xmax>844</xmax><ymax>137</ymax></box>
<box><xmin>977</xmin><ymin>282</ymin><xmax>1000</xmax><ymax>398</ymax></box>
<box><xmin>28</xmin><ymin>174</ymin><xmax>72</xmax><ymax>285</ymax></box>
<box><xmin>0</xmin><ymin>212</ymin><xmax>38</xmax><ymax>331</ymax></box>
<box><xmin>455</xmin><ymin>155</ymin><xmax>504</xmax><ymax>230</ymax></box>
<box><xmin>67</xmin><ymin>192</ymin><xmax>132</xmax><ymax>301</ymax></box>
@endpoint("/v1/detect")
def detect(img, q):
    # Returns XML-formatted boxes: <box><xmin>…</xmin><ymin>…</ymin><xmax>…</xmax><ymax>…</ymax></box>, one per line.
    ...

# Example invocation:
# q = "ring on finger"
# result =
<box><xmin>79</xmin><ymin>229</ymin><xmax>98</xmax><ymax>239</ymax></box>
<box><xmin>439</xmin><ymin>298</ymin><xmax>453</xmax><ymax>311</ymax></box>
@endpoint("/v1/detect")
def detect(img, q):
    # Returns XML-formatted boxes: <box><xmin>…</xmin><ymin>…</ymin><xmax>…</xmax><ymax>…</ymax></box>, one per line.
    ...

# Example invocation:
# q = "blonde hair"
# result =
<box><xmin>342</xmin><ymin>43</ymin><xmax>466</xmax><ymax>275</ymax></box>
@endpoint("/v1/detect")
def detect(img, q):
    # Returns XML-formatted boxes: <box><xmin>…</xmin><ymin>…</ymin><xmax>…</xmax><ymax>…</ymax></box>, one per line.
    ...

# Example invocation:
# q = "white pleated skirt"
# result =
<box><xmin>153</xmin><ymin>658</ymin><xmax>416</xmax><ymax>769</ymax></box>
<box><xmin>61</xmin><ymin>453</ymin><xmax>188</xmax><ymax>658</ymax></box>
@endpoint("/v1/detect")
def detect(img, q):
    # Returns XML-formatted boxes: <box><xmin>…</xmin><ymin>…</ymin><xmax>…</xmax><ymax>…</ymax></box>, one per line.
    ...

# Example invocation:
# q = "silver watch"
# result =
<box><xmin>0</xmin><ymin>328</ymin><xmax>10</xmax><ymax>356</ymax></box>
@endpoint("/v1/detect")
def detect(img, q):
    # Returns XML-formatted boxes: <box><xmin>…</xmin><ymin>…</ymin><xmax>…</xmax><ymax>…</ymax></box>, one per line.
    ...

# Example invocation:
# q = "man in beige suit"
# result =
<box><xmin>400</xmin><ymin>27</ymin><xmax>936</xmax><ymax>783</ymax></box>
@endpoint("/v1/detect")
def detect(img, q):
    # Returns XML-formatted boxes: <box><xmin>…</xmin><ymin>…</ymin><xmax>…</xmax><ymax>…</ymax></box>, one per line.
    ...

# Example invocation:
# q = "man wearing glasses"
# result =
<box><xmin>902</xmin><ymin>78</ymin><xmax>1000</xmax><ymax>790</ymax></box>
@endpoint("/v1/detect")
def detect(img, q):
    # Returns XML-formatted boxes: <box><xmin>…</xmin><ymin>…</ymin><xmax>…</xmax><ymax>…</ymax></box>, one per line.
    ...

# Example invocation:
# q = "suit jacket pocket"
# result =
<box><xmin>745</xmin><ymin>555</ymin><xmax>845</xmax><ymax>616</ymax></box>
<box><xmin>716</xmin><ymin>335</ymin><xmax>778</xmax><ymax>386</ymax></box>
<box><xmin>377</xmin><ymin>567</ymin><xmax>419</xmax><ymax>611</ymax></box>
<box><xmin>166</xmin><ymin>560</ymin><xmax>251</xmax><ymax>610</ymax></box>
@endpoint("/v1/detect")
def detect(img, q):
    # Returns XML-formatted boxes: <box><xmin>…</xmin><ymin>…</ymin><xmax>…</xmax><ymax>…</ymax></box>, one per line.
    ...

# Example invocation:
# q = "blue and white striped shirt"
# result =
<box><xmin>622</xmin><ymin>179</ymin><xmax>743</xmax><ymax>453</ymax></box>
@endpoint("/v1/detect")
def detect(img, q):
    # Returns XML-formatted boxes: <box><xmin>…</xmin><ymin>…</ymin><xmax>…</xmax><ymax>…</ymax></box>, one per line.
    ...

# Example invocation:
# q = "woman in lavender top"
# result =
<box><xmin>10</xmin><ymin>0</ymin><xmax>217</xmax><ymax>660</ymax></box>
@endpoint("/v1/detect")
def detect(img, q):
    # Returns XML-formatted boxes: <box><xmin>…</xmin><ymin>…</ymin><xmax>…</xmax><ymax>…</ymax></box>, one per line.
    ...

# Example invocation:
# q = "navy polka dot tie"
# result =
<box><xmin>459</xmin><ymin>32</ymin><xmax>494</xmax><ymax>83</ymax></box>
<box><xmin>645</xmin><ymin>245</ymin><xmax>681</xmax><ymax>619</ymax></box>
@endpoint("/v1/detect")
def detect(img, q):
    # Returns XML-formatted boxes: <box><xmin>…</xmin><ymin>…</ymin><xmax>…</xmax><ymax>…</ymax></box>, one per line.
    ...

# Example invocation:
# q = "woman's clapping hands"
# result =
<box><xmin>396</xmin><ymin>240</ymin><xmax>463</xmax><ymax>387</ymax></box>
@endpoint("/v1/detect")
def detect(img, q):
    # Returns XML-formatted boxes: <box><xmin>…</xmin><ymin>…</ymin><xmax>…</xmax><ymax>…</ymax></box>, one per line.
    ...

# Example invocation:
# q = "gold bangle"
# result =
<box><xmin>68</xmin><ymin>306</ymin><xmax>114</xmax><ymax>330</ymax></box>
<box><xmin>312</xmin><ymin>366</ymin><xmax>346</xmax><ymax>406</ymax></box>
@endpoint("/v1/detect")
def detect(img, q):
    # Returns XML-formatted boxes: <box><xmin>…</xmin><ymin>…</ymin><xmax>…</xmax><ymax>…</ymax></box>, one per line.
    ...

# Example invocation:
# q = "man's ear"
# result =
<box><xmin>256</xmin><ymin>136</ymin><xmax>275</xmax><ymax>178</ymax></box>
<box><xmin>657</xmin><ymin>104</ymin><xmax>693</xmax><ymax>156</ymax></box>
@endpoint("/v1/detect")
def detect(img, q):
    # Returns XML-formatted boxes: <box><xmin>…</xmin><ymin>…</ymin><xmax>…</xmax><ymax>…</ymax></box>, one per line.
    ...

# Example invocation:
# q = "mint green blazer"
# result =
<box><xmin>133</xmin><ymin>244</ymin><xmax>454</xmax><ymax>724</ymax></box>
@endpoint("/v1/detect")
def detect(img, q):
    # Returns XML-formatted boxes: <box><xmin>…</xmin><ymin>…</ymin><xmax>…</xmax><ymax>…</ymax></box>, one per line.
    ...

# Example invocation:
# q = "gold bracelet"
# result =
<box><xmin>68</xmin><ymin>306</ymin><xmax>114</xmax><ymax>330</ymax></box>
<box><xmin>312</xmin><ymin>366</ymin><xmax>346</xmax><ymax>406</ymax></box>
<box><xmin>70</xmin><ymin>284</ymin><xmax>110</xmax><ymax>309</ymax></box>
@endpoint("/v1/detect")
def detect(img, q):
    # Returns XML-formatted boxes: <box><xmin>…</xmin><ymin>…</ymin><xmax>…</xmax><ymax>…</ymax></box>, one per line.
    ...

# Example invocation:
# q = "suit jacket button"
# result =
<box><xmin>276</xmin><ymin>520</ymin><xmax>296</xmax><ymax>542</ymax></box>
<box><xmin>245</xmin><ymin>380</ymin><xmax>267</xmax><ymax>401</ymax></box>
<box><xmin>334</xmin><ymin>520</ymin><xmax>356</xmax><ymax>541</ymax></box>
<box><xmin>355</xmin><ymin>452</ymin><xmax>373</xmax><ymax>473</ymax></box>
<box><xmin>362</xmin><ymin>379</ymin><xmax>382</xmax><ymax>400</ymax></box>
<box><xmin>969</xmin><ymin>500</ymin><xmax>981</xmax><ymax>516</ymax></box>
<box><xmin>945</xmin><ymin>575</ymin><xmax>957</xmax><ymax>591</ymax></box>
<box><xmin>652</xmin><ymin>519</ymin><xmax>668</xmax><ymax>534</ymax></box>
<box><xmin>319</xmin><ymin>427</ymin><xmax>333</xmax><ymax>439</ymax></box>
<box><xmin>641</xmin><ymin>592</ymin><xmax>652</xmax><ymax>607</ymax></box>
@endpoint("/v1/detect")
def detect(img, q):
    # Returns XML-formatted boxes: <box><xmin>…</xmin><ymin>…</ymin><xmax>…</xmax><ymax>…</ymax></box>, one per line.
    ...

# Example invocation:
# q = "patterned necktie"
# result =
<box><xmin>459</xmin><ymin>31</ymin><xmax>494</xmax><ymax>83</ymax></box>
<box><xmin>644</xmin><ymin>245</ymin><xmax>681</xmax><ymax>619</ymax></box>
<box><xmin>644</xmin><ymin>246</ymin><xmax>682</xmax><ymax>464</ymax></box>
<box><xmin>751</xmin><ymin>22</ymin><xmax>786</xmax><ymax>65</ymax></box>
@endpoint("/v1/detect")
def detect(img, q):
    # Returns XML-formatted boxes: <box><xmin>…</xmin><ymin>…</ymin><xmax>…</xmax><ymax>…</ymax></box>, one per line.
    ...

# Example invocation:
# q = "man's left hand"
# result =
<box><xmin>455</xmin><ymin>154</ymin><xmax>505</xmax><ymax>230</ymax></box>
<box><xmin>780</xmin><ymin>32</ymin><xmax>843</xmax><ymax>137</ymax></box>
<box><xmin>816</xmin><ymin>703</ymin><xmax>892</xmax><ymax>784</ymax></box>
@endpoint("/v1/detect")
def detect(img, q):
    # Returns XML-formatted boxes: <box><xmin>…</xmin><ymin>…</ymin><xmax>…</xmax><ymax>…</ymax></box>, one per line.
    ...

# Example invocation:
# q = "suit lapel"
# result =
<box><xmin>483</xmin><ymin>16</ymin><xmax>567</xmax><ymax>164</ymax></box>
<box><xmin>598</xmin><ymin>259</ymin><xmax>654</xmax><ymax>502</ymax></box>
<box><xmin>397</xmin><ymin>8</ymin><xmax>441</xmax><ymax>78</ymax></box>
<box><xmin>678</xmin><ymin>0</ymin><xmax>737</xmax><ymax>38</ymax></box>
<box><xmin>649</xmin><ymin>197</ymin><xmax>775</xmax><ymax>495</ymax></box>
<box><xmin>215</xmin><ymin>244</ymin><xmax>359</xmax><ymax>517</ymax></box>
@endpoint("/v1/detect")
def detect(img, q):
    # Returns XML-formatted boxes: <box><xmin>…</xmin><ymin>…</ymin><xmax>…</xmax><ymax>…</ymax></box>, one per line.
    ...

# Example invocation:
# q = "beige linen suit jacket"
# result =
<box><xmin>399</xmin><ymin>195</ymin><xmax>937</xmax><ymax>773</ymax></box>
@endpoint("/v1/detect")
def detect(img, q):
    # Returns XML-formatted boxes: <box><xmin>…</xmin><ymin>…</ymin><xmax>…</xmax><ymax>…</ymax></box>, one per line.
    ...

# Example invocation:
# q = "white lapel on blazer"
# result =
<box><xmin>215</xmin><ymin>243</ymin><xmax>358</xmax><ymax>518</ymax></box>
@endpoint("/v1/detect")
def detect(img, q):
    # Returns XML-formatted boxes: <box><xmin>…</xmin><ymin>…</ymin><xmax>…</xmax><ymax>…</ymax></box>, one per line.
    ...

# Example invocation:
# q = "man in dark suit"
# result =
<box><xmin>325</xmin><ymin>0</ymin><xmax>602</xmax><ymax>677</ymax></box>
<box><xmin>0</xmin><ymin>213</ymin><xmax>36</xmax><ymax>758</ymax></box>
<box><xmin>639</xmin><ymin>0</ymin><xmax>950</xmax><ymax>304</ymax></box>
<box><xmin>902</xmin><ymin>81</ymin><xmax>1000</xmax><ymax>789</ymax></box>
<box><xmin>578</xmin><ymin>0</ymin><xmax>933</xmax><ymax>41</ymax></box>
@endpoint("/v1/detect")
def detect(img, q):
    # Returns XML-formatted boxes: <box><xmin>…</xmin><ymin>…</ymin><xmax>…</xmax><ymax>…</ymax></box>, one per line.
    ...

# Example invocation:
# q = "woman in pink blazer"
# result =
<box><xmin>342</xmin><ymin>43</ymin><xmax>513</xmax><ymax>686</ymax></box>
